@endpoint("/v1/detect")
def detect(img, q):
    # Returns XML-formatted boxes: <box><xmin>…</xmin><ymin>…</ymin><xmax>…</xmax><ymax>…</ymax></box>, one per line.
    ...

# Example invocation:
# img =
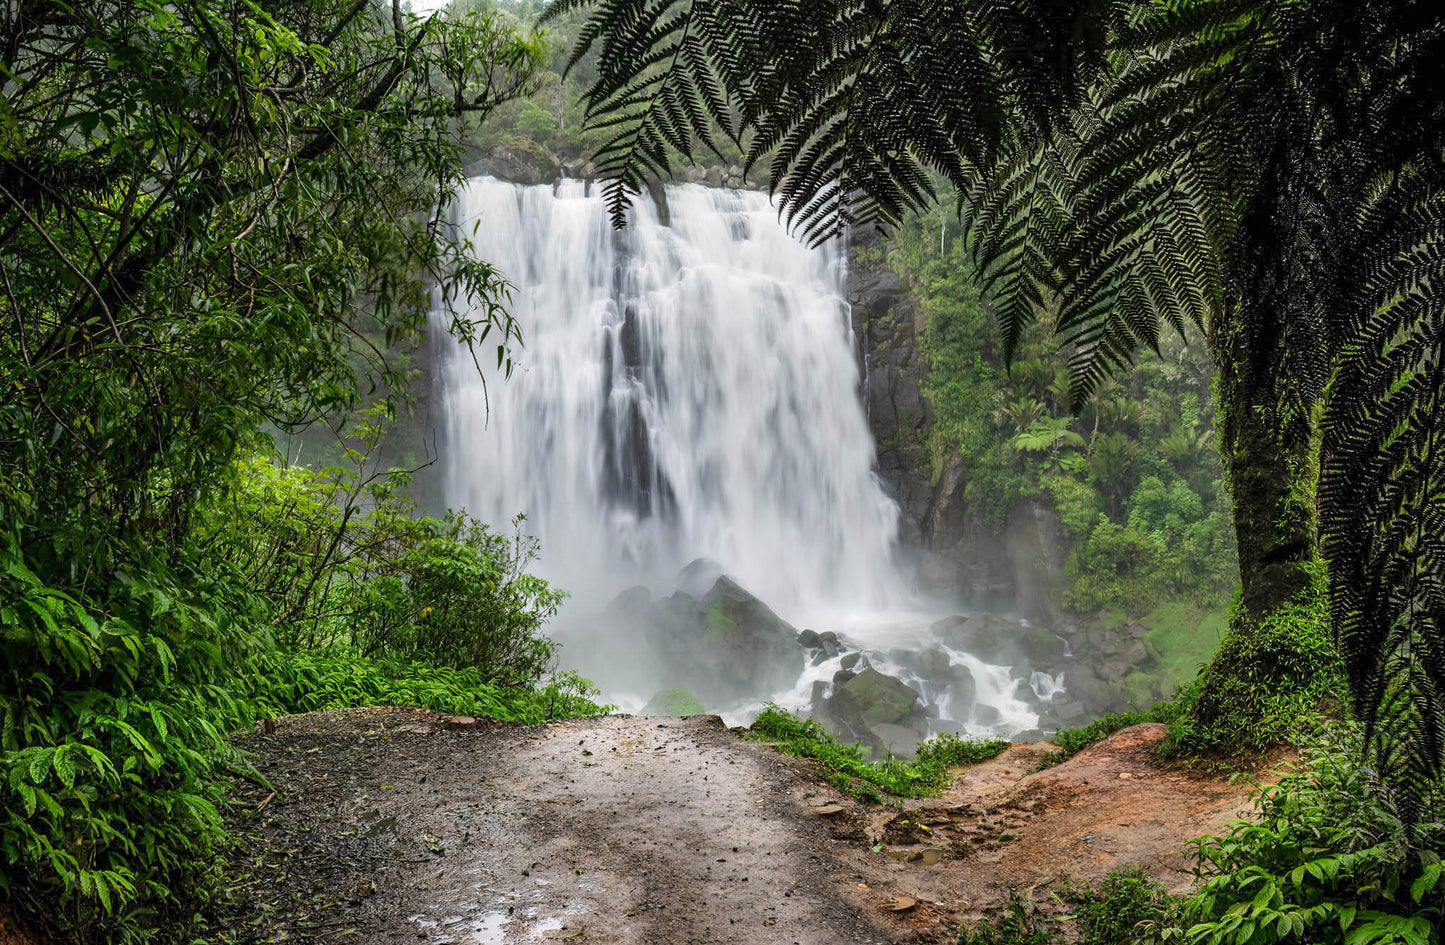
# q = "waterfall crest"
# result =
<box><xmin>436</xmin><ymin>178</ymin><xmax>902</xmax><ymax>620</ymax></box>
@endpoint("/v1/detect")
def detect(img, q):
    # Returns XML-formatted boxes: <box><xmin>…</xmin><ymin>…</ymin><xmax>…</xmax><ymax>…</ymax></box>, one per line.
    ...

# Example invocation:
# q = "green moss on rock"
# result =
<box><xmin>640</xmin><ymin>688</ymin><xmax>706</xmax><ymax>717</ymax></box>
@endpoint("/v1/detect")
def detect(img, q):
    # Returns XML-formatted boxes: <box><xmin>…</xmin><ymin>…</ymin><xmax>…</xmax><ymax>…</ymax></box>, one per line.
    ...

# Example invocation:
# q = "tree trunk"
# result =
<box><xmin>1182</xmin><ymin>150</ymin><xmax>1336</xmax><ymax>746</ymax></box>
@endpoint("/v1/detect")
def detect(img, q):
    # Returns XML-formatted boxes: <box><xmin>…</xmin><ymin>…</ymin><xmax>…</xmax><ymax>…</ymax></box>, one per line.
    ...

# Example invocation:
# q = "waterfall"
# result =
<box><xmin>435</xmin><ymin>177</ymin><xmax>902</xmax><ymax>621</ymax></box>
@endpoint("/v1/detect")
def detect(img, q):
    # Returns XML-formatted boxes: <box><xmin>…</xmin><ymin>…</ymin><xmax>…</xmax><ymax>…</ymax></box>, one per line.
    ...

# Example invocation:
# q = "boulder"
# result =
<box><xmin>606</xmin><ymin>585</ymin><xmax>653</xmax><ymax>621</ymax></box>
<box><xmin>688</xmin><ymin>576</ymin><xmax>804</xmax><ymax>700</ymax></box>
<box><xmin>932</xmin><ymin>612</ymin><xmax>1067</xmax><ymax>669</ymax></box>
<box><xmin>839</xmin><ymin>652</ymin><xmax>869</xmax><ymax>673</ymax></box>
<box><xmin>818</xmin><ymin>631</ymin><xmax>842</xmax><ymax>658</ymax></box>
<box><xmin>830</xmin><ymin>669</ymin><xmax>923</xmax><ymax>734</ymax></box>
<box><xmin>973</xmin><ymin>703</ymin><xmax>1001</xmax><ymax>726</ymax></box>
<box><xmin>486</xmin><ymin>137</ymin><xmax>559</xmax><ymax>185</ymax></box>
<box><xmin>798</xmin><ymin>628</ymin><xmax>823</xmax><ymax>650</ymax></box>
<box><xmin>870</xmin><ymin>723</ymin><xmax>924</xmax><ymax>760</ymax></box>
<box><xmin>676</xmin><ymin>557</ymin><xmax>726</xmax><ymax>596</ymax></box>
<box><xmin>945</xmin><ymin>666</ymin><xmax>977</xmax><ymax>707</ymax></box>
<box><xmin>640</xmin><ymin>688</ymin><xmax>706</xmax><ymax>717</ymax></box>
<box><xmin>920</xmin><ymin>646</ymin><xmax>954</xmax><ymax>678</ymax></box>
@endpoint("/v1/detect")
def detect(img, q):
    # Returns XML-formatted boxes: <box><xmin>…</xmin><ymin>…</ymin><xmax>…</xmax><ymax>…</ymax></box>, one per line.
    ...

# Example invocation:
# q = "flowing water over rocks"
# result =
<box><xmin>437</xmin><ymin>178</ymin><xmax>900</xmax><ymax>616</ymax></box>
<box><xmin>433</xmin><ymin>178</ymin><xmax>1081</xmax><ymax>736</ymax></box>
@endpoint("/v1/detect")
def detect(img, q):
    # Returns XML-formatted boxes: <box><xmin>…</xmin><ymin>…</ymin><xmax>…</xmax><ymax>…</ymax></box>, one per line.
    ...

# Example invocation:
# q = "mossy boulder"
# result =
<box><xmin>931</xmin><ymin>612</ymin><xmax>1067</xmax><ymax>667</ymax></box>
<box><xmin>486</xmin><ymin>136</ymin><xmax>559</xmax><ymax>185</ymax></box>
<box><xmin>829</xmin><ymin>669</ymin><xmax>926</xmax><ymax>739</ymax></box>
<box><xmin>640</xmin><ymin>688</ymin><xmax>706</xmax><ymax>717</ymax></box>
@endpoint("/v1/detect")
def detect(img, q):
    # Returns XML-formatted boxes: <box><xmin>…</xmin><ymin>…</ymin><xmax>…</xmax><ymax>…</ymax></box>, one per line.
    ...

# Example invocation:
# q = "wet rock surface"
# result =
<box><xmin>593</xmin><ymin>575</ymin><xmax>805</xmax><ymax>709</ymax></box>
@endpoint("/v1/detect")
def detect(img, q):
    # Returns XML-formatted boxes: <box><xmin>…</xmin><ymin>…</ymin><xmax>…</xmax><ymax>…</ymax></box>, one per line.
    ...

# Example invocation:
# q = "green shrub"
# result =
<box><xmin>1181</xmin><ymin>730</ymin><xmax>1443</xmax><ymax>945</ymax></box>
<box><xmin>241</xmin><ymin>651</ymin><xmax>608</xmax><ymax>724</ymax></box>
<box><xmin>748</xmin><ymin>705</ymin><xmax>1007</xmax><ymax>803</ymax></box>
<box><xmin>1070</xmin><ymin>868</ymin><xmax>1182</xmax><ymax>945</ymax></box>
<box><xmin>1</xmin><ymin>536</ymin><xmax>269</xmax><ymax>943</ymax></box>
<box><xmin>958</xmin><ymin>897</ymin><xmax>1057</xmax><ymax>945</ymax></box>
<box><xmin>208</xmin><ymin>447</ymin><xmax>567</xmax><ymax>688</ymax></box>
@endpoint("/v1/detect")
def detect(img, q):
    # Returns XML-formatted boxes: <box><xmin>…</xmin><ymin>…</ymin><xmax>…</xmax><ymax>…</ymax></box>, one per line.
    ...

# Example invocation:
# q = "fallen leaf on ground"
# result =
<box><xmin>882</xmin><ymin>896</ymin><xmax>918</xmax><ymax>912</ymax></box>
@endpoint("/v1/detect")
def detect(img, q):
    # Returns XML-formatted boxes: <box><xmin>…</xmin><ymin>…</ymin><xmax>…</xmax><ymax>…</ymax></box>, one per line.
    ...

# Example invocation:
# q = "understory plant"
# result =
<box><xmin>749</xmin><ymin>704</ymin><xmax>1006</xmax><ymax>803</ymax></box>
<box><xmin>1181</xmin><ymin>730</ymin><xmax>1443</xmax><ymax>945</ymax></box>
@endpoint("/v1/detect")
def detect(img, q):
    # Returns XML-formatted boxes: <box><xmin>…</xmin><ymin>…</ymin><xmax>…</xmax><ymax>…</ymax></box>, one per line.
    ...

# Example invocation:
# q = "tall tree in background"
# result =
<box><xmin>549</xmin><ymin>0</ymin><xmax>1445</xmax><ymax>811</ymax></box>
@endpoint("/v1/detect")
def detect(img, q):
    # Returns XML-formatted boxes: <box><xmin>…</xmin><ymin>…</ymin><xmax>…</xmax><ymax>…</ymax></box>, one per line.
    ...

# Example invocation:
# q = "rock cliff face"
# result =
<box><xmin>846</xmin><ymin>230</ymin><xmax>1069</xmax><ymax>622</ymax></box>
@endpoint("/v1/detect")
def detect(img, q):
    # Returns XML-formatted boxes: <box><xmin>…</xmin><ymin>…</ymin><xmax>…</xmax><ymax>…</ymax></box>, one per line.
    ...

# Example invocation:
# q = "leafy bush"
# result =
<box><xmin>1</xmin><ymin>532</ymin><xmax>268</xmax><ymax>942</ymax></box>
<box><xmin>1070</xmin><ymin>868</ymin><xmax>1182</xmax><ymax>945</ymax></box>
<box><xmin>207</xmin><ymin>440</ymin><xmax>566</xmax><ymax>688</ymax></box>
<box><xmin>241</xmin><ymin>651</ymin><xmax>607</xmax><ymax>725</ymax></box>
<box><xmin>749</xmin><ymin>705</ymin><xmax>1006</xmax><ymax>803</ymax></box>
<box><xmin>1181</xmin><ymin>731</ymin><xmax>1443</xmax><ymax>945</ymax></box>
<box><xmin>958</xmin><ymin>897</ymin><xmax>1057</xmax><ymax>945</ymax></box>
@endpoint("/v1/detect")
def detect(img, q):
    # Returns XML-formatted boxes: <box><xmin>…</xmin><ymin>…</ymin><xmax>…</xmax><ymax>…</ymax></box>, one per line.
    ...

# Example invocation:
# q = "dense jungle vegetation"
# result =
<box><xmin>0</xmin><ymin>2</ymin><xmax>605</xmax><ymax>941</ymax></box>
<box><xmin>3</xmin><ymin>0</ymin><xmax>1444</xmax><ymax>943</ymax></box>
<box><xmin>886</xmin><ymin>207</ymin><xmax>1237</xmax><ymax>620</ymax></box>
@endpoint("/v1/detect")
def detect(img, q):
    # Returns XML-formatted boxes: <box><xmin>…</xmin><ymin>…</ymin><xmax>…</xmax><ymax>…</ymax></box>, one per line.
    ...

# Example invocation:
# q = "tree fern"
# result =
<box><xmin>556</xmin><ymin>0</ymin><xmax>1445</xmax><ymax>823</ymax></box>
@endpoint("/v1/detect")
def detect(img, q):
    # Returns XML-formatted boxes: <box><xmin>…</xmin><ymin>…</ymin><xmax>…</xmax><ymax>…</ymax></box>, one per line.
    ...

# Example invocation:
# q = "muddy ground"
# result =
<box><xmin>215</xmin><ymin>710</ymin><xmax>1279</xmax><ymax>944</ymax></box>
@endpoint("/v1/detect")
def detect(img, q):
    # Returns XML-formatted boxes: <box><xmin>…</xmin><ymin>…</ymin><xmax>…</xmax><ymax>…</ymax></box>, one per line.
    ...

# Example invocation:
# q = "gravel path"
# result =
<box><xmin>220</xmin><ymin>710</ymin><xmax>894</xmax><ymax>945</ymax></box>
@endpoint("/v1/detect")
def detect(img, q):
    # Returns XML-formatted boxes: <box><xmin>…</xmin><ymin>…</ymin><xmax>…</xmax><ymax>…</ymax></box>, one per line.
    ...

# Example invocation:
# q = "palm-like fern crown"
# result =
<box><xmin>553</xmin><ymin>0</ymin><xmax>1445</xmax><ymax>821</ymax></box>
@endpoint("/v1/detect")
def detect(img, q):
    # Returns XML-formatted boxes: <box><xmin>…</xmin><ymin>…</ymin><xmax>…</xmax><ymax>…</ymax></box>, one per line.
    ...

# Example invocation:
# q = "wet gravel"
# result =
<box><xmin>216</xmin><ymin>710</ymin><xmax>894</xmax><ymax>945</ymax></box>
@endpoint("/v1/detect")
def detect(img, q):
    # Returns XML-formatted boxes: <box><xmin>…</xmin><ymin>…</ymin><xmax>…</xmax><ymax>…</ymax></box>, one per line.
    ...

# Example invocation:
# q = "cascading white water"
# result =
<box><xmin>435</xmin><ymin>176</ymin><xmax>1049</xmax><ymax>737</ymax></box>
<box><xmin>436</xmin><ymin>177</ymin><xmax>900</xmax><ymax>618</ymax></box>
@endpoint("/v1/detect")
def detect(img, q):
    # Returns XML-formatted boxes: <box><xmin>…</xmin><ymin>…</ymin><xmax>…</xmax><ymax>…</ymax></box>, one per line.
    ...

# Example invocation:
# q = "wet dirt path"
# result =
<box><xmin>221</xmin><ymin>710</ymin><xmax>892</xmax><ymax>945</ymax></box>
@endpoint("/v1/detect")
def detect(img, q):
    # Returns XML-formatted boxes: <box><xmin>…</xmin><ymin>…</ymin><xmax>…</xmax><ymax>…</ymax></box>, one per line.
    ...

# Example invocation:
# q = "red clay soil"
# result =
<box><xmin>207</xmin><ymin>710</ymin><xmax>1282</xmax><ymax>945</ymax></box>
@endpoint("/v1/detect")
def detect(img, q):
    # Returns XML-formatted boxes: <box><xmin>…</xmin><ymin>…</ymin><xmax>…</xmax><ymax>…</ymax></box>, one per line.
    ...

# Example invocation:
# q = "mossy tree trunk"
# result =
<box><xmin>1186</xmin><ymin>158</ymin><xmax>1336</xmax><ymax>742</ymax></box>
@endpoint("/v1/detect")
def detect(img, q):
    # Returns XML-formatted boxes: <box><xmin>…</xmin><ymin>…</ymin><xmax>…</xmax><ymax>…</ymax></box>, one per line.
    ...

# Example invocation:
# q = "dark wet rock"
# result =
<box><xmin>974</xmin><ymin>703</ymin><xmax>1001</xmax><ymax>726</ymax></box>
<box><xmin>676</xmin><ymin>557</ymin><xmax>726</xmax><ymax>597</ymax></box>
<box><xmin>920</xmin><ymin>646</ymin><xmax>954</xmax><ymax>678</ymax></box>
<box><xmin>688</xmin><ymin>576</ymin><xmax>804</xmax><ymax>701</ymax></box>
<box><xmin>818</xmin><ymin>630</ymin><xmax>842</xmax><ymax>659</ymax></box>
<box><xmin>832</xmin><ymin>669</ymin><xmax>858</xmax><ymax>687</ymax></box>
<box><xmin>932</xmin><ymin>612</ymin><xmax>1067</xmax><ymax>669</ymax></box>
<box><xmin>870</xmin><ymin>722</ymin><xmax>925</xmax><ymax>760</ymax></box>
<box><xmin>945</xmin><ymin>667</ymin><xmax>977</xmax><ymax>708</ymax></box>
<box><xmin>830</xmin><ymin>669</ymin><xmax>924</xmax><ymax>735</ymax></box>
<box><xmin>798</xmin><ymin>628</ymin><xmax>823</xmax><ymax>650</ymax></box>
<box><xmin>484</xmin><ymin>137</ymin><xmax>559</xmax><ymax>185</ymax></box>
<box><xmin>606</xmin><ymin>585</ymin><xmax>653</xmax><ymax>621</ymax></box>
<box><xmin>586</xmin><ymin>576</ymin><xmax>801</xmax><ymax>708</ymax></box>
<box><xmin>839</xmin><ymin>652</ymin><xmax>868</xmax><ymax>673</ymax></box>
<box><xmin>1049</xmin><ymin>695</ymin><xmax>1089</xmax><ymax>725</ymax></box>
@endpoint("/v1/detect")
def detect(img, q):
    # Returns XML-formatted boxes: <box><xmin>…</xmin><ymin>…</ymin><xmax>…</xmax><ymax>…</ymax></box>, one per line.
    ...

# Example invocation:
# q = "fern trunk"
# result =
<box><xmin>1184</xmin><ymin>170</ymin><xmax>1337</xmax><ymax>746</ymax></box>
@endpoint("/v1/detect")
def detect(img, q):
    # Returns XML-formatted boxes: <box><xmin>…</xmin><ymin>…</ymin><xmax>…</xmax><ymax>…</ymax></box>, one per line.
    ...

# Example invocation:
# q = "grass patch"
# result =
<box><xmin>748</xmin><ymin>704</ymin><xmax>1006</xmax><ymax>803</ymax></box>
<box><xmin>238</xmin><ymin>650</ymin><xmax>612</xmax><ymax>725</ymax></box>
<box><xmin>1139</xmin><ymin>602</ymin><xmax>1227</xmax><ymax>699</ymax></box>
<box><xmin>1037</xmin><ymin>702</ymin><xmax>1182</xmax><ymax>769</ymax></box>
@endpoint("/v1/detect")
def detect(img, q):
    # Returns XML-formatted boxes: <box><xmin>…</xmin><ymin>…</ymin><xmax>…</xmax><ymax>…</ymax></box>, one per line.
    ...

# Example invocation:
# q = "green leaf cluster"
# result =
<box><xmin>890</xmin><ymin>199</ymin><xmax>1238</xmax><ymax>619</ymax></box>
<box><xmin>748</xmin><ymin>704</ymin><xmax>1006</xmax><ymax>804</ymax></box>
